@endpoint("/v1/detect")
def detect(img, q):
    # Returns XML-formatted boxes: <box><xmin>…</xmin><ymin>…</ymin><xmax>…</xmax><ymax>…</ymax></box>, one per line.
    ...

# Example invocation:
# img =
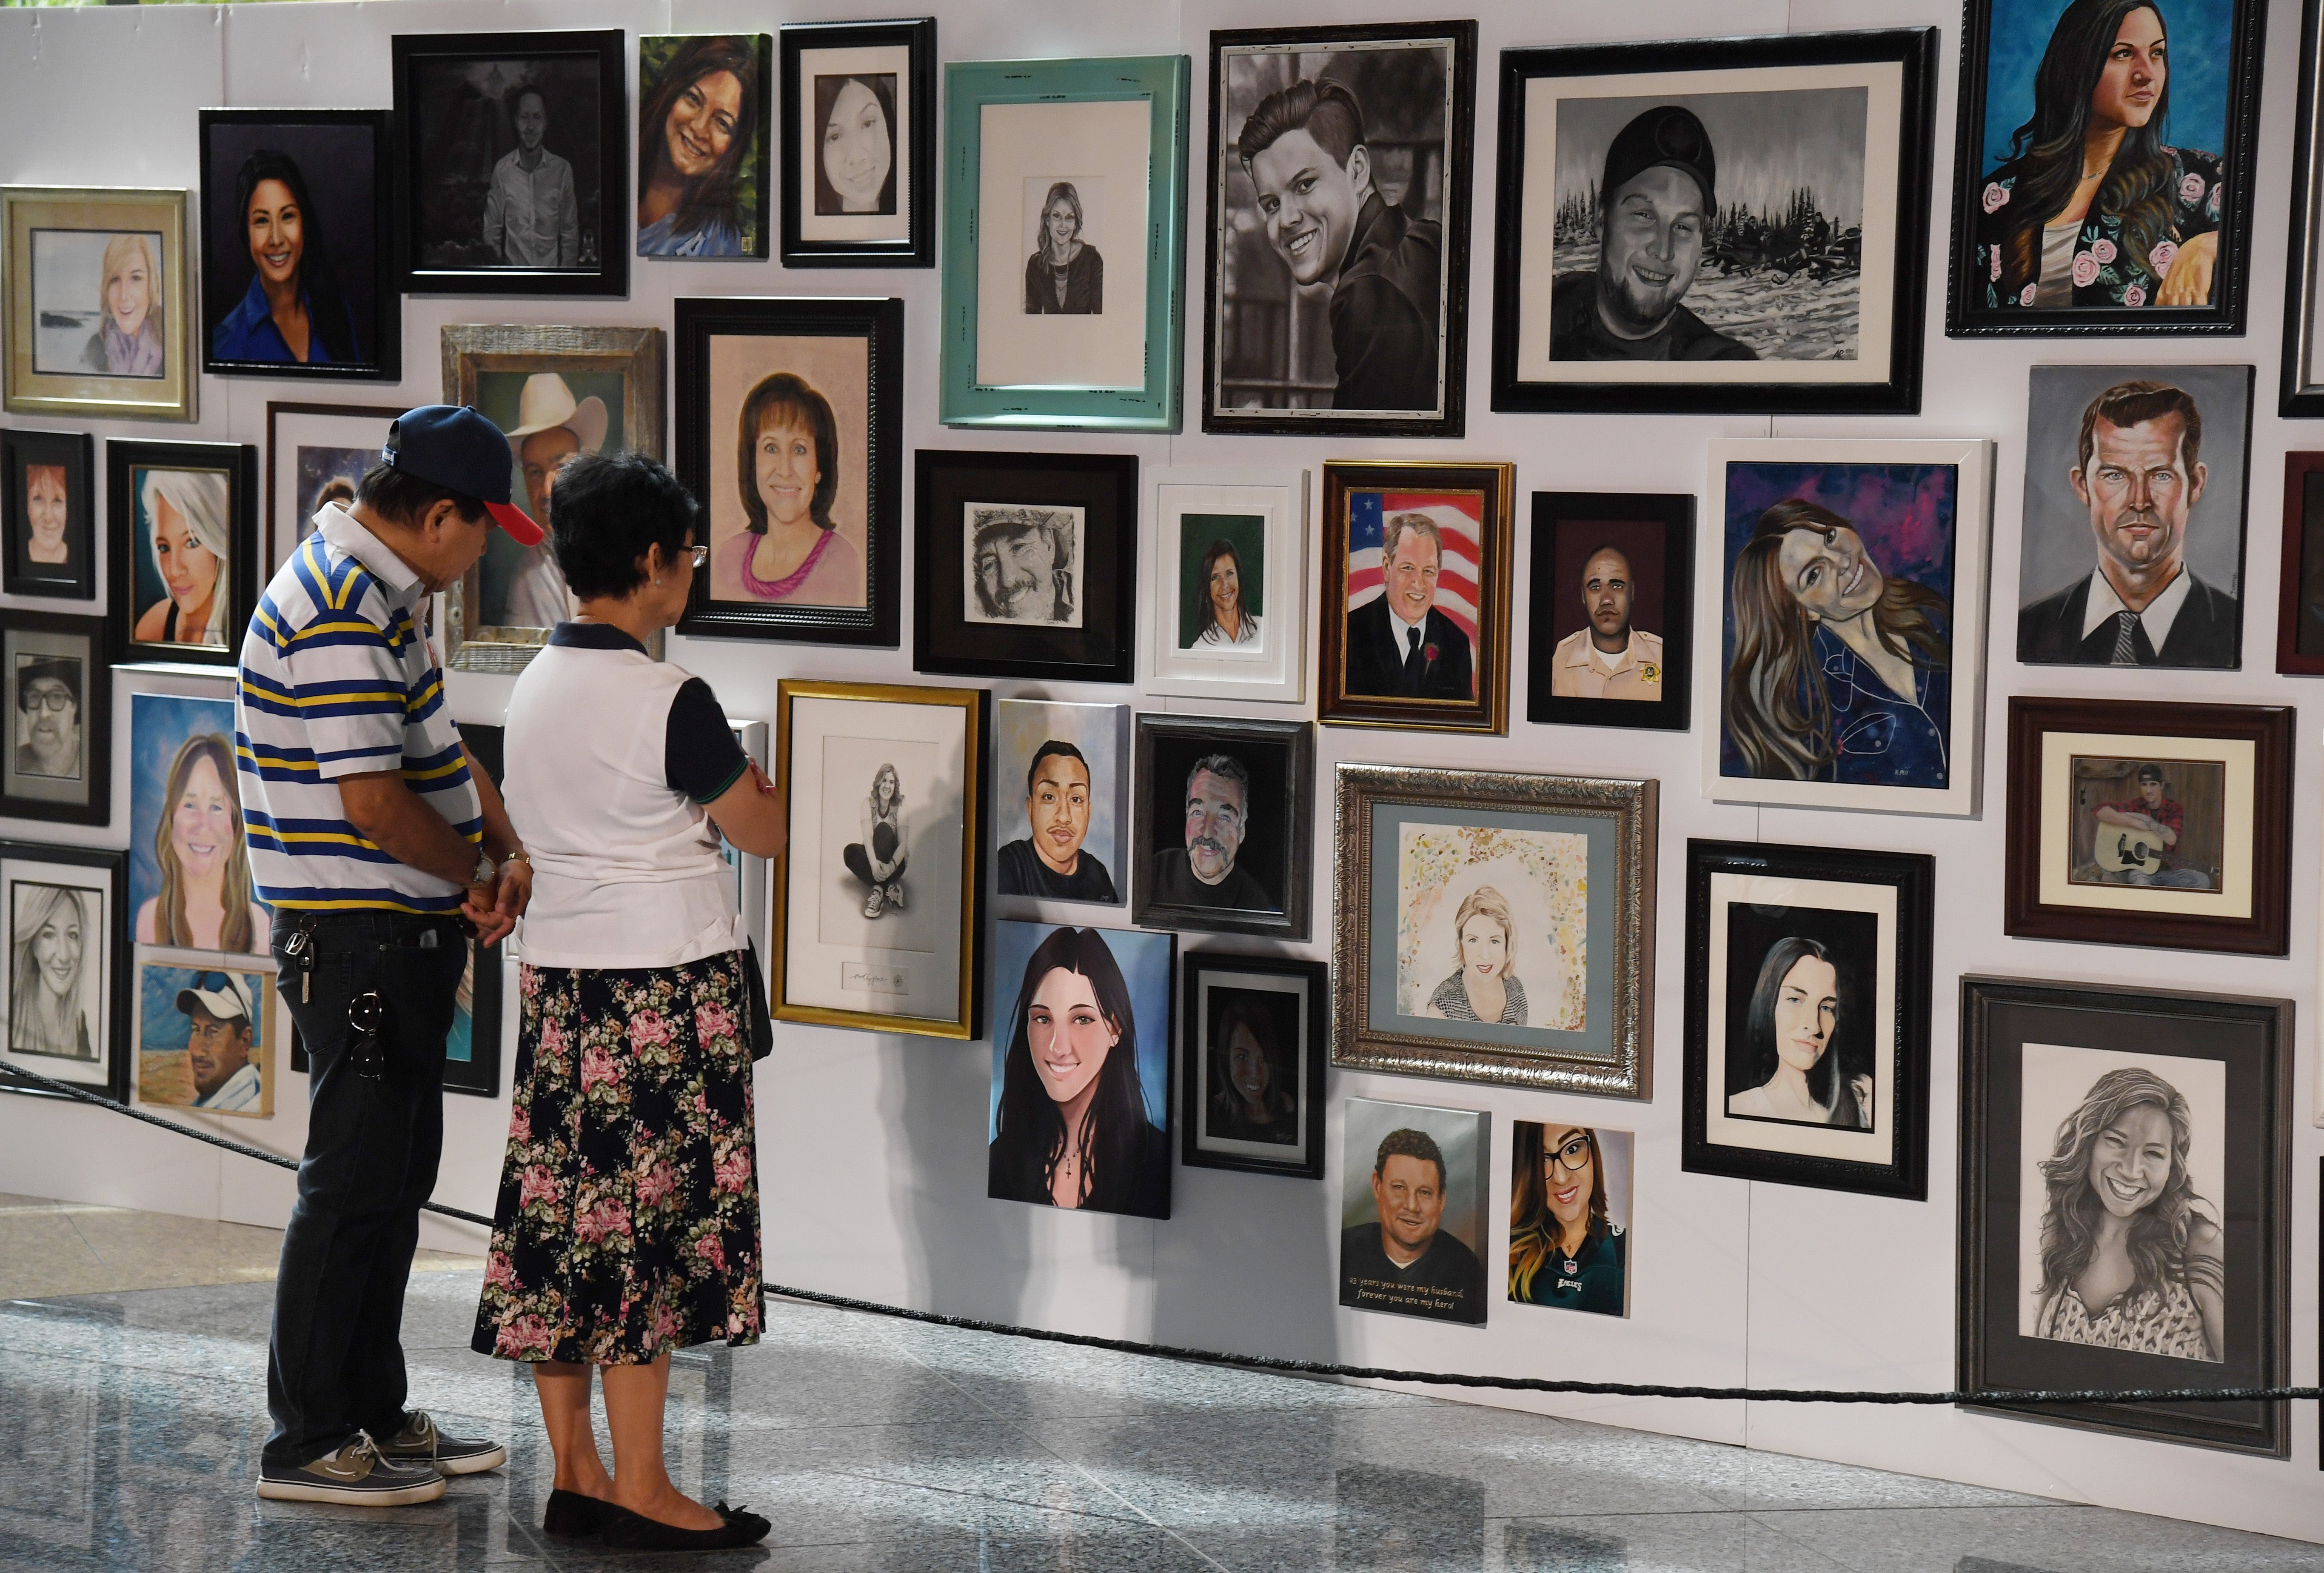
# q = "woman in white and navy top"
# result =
<box><xmin>471</xmin><ymin>451</ymin><xmax>784</xmax><ymax>1554</ymax></box>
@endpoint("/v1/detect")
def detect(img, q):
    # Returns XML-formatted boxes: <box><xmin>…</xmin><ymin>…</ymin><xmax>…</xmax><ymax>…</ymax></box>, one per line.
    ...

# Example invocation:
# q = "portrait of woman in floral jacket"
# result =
<box><xmin>1970</xmin><ymin>0</ymin><xmax>2226</xmax><ymax>314</ymax></box>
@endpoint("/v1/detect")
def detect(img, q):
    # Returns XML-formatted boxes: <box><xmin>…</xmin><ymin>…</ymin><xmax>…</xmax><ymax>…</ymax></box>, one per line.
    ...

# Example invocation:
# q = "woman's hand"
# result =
<box><xmin>1849</xmin><ymin>1074</ymin><xmax>1874</xmax><ymax>1125</ymax></box>
<box><xmin>2157</xmin><ymin>231</ymin><xmax>2217</xmax><ymax>306</ymax></box>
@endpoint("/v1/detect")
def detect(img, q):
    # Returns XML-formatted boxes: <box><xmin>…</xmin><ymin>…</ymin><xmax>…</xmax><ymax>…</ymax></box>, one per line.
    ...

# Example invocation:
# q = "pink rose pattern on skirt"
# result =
<box><xmin>472</xmin><ymin>951</ymin><xmax>763</xmax><ymax>1365</ymax></box>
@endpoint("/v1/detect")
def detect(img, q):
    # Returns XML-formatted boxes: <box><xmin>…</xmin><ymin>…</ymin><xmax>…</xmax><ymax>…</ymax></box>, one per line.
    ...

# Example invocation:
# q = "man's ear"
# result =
<box><xmin>2068</xmin><ymin>465</ymin><xmax>2091</xmax><ymax>507</ymax></box>
<box><xmin>1346</xmin><ymin>142</ymin><xmax>1372</xmax><ymax>197</ymax></box>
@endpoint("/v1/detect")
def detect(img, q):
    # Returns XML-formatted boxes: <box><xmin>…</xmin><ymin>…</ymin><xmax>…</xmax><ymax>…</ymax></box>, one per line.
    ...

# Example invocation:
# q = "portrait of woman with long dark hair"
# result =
<box><xmin>1971</xmin><ymin>0</ymin><xmax>2224</xmax><ymax>311</ymax></box>
<box><xmin>1205</xmin><ymin>993</ymin><xmax>1295</xmax><ymax>1145</ymax></box>
<box><xmin>813</xmin><ymin>73</ymin><xmax>898</xmax><ymax>217</ymax></box>
<box><xmin>1725</xmin><ymin>498</ymin><xmax>1951</xmax><ymax>789</ymax></box>
<box><xmin>988</xmin><ymin>925</ymin><xmax>1169</xmax><ymax>1218</ymax></box>
<box><xmin>638</xmin><ymin>35</ymin><xmax>764</xmax><ymax>258</ymax></box>
<box><xmin>2032</xmin><ymin>1065</ymin><xmax>2223</xmax><ymax>1361</ymax></box>
<box><xmin>1725</xmin><ymin>934</ymin><xmax>1871</xmax><ymax>1130</ymax></box>
<box><xmin>1507</xmin><ymin>1122</ymin><xmax>1626</xmax><ymax>1316</ymax></box>
<box><xmin>1190</xmin><ymin>539</ymin><xmax>1262</xmax><ymax>648</ymax></box>
<box><xmin>210</xmin><ymin>149</ymin><xmax>361</xmax><ymax>365</ymax></box>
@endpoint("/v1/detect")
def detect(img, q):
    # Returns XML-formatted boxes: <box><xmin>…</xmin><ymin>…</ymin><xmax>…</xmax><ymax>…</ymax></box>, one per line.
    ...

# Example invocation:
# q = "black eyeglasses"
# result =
<box><xmin>1544</xmin><ymin>1134</ymin><xmax>1594</xmax><ymax>1174</ymax></box>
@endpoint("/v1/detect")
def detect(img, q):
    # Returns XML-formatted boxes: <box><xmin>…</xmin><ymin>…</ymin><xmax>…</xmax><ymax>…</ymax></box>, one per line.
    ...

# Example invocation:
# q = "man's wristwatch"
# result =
<box><xmin>471</xmin><ymin>850</ymin><xmax>497</xmax><ymax>888</ymax></box>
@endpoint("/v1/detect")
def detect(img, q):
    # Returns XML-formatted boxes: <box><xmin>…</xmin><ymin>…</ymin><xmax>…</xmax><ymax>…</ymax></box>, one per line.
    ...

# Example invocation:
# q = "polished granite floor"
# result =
<box><xmin>3</xmin><ymin>1236</ymin><xmax>2322</xmax><ymax>1571</ymax></box>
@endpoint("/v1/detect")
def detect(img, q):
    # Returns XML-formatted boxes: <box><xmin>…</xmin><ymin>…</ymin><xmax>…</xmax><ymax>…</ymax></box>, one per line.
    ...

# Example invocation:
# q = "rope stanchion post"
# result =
<box><xmin>4</xmin><ymin>1062</ymin><xmax>2311</xmax><ymax>1408</ymax></box>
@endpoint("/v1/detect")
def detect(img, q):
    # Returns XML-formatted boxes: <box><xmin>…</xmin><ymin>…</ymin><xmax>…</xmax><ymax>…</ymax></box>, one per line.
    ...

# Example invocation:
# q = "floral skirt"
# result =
<box><xmin>471</xmin><ymin>951</ymin><xmax>763</xmax><ymax>1365</ymax></box>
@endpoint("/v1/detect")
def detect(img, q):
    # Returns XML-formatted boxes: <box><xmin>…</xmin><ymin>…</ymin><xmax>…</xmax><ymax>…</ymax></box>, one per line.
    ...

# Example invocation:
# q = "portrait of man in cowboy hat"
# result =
<box><xmin>491</xmin><ymin>371</ymin><xmax>607</xmax><ymax>628</ymax></box>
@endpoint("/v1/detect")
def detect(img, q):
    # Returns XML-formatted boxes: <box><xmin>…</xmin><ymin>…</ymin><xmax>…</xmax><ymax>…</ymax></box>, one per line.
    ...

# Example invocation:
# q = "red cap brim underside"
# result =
<box><xmin>487</xmin><ymin>502</ymin><xmax>545</xmax><ymax>546</ymax></box>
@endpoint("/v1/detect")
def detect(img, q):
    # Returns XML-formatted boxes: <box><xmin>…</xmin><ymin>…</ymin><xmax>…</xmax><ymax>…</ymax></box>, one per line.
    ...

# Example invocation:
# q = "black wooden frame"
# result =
<box><xmin>1681</xmin><ymin>838</ymin><xmax>1934</xmax><ymax>1200</ymax></box>
<box><xmin>1959</xmin><ymin>974</ymin><xmax>2289</xmax><ymax>1456</ymax></box>
<box><xmin>779</xmin><ymin>17</ymin><xmax>937</xmax><ymax>268</ymax></box>
<box><xmin>0</xmin><ymin>839</ymin><xmax>131</xmax><ymax>1104</ymax></box>
<box><xmin>1</xmin><ymin>427</ymin><xmax>95</xmax><ymax>600</ymax></box>
<box><xmin>0</xmin><ymin>609</ymin><xmax>110</xmax><ymax>828</ymax></box>
<box><xmin>1948</xmin><ymin>0</ymin><xmax>2265</xmax><ymax>340</ymax></box>
<box><xmin>1526</xmin><ymin>491</ymin><xmax>1693</xmax><ymax>732</ymax></box>
<box><xmin>1179</xmin><ymin>951</ymin><xmax>1329</xmax><ymax>1180</ymax></box>
<box><xmin>1493</xmin><ymin>27</ymin><xmax>1937</xmax><ymax>414</ymax></box>
<box><xmin>106</xmin><ymin>439</ymin><xmax>258</xmax><ymax>671</ymax></box>
<box><xmin>390</xmin><ymin>28</ymin><xmax>630</xmax><ymax>297</ymax></box>
<box><xmin>673</xmin><ymin>295</ymin><xmax>903</xmax><ymax>648</ymax></box>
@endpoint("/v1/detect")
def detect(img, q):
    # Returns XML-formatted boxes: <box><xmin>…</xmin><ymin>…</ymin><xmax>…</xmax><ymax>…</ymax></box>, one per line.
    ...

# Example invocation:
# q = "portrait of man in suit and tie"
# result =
<box><xmin>2016</xmin><ymin>370</ymin><xmax>2252</xmax><ymax>670</ymax></box>
<box><xmin>1343</xmin><ymin>510</ymin><xmax>1475</xmax><ymax>702</ymax></box>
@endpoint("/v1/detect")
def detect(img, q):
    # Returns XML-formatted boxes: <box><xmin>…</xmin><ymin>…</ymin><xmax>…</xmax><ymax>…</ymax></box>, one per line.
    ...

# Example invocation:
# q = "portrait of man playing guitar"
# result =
<box><xmin>2079</xmin><ymin>762</ymin><xmax>2217</xmax><ymax>891</ymax></box>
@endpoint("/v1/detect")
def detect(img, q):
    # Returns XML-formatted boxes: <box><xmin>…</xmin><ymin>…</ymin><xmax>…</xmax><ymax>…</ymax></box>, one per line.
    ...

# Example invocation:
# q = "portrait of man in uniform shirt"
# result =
<box><xmin>2017</xmin><ymin>371</ymin><xmax>2250</xmax><ymax>670</ymax></box>
<box><xmin>1549</xmin><ymin>543</ymin><xmax>1663</xmax><ymax>699</ymax></box>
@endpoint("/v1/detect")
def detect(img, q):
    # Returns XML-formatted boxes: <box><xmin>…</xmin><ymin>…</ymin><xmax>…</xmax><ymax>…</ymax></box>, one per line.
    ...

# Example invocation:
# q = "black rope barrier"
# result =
<box><xmin>8</xmin><ymin>1061</ymin><xmax>2313</xmax><ymax>1408</ymax></box>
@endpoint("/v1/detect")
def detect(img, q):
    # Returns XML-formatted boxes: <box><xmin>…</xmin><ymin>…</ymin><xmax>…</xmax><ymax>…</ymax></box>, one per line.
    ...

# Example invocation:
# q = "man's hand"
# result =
<box><xmin>463</xmin><ymin>859</ymin><xmax>530</xmax><ymax>947</ymax></box>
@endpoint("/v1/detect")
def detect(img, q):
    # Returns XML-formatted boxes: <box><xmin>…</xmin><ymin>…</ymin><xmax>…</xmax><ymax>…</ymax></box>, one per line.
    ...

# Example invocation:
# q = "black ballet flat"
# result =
<box><xmin>542</xmin><ymin>1487</ymin><xmax>618</xmax><ymax>1538</ymax></box>
<box><xmin>601</xmin><ymin>1500</ymin><xmax>773</xmax><ymax>1551</ymax></box>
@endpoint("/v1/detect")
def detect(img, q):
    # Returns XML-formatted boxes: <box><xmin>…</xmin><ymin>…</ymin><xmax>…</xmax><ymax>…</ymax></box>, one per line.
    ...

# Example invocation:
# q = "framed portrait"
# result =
<box><xmin>1203</xmin><ymin>22</ymin><xmax>1479</xmax><ymax>438</ymax></box>
<box><xmin>938</xmin><ymin>54</ymin><xmax>1188</xmax><ymax>432</ymax></box>
<box><xmin>1131</xmin><ymin>713</ymin><xmax>1314</xmax><ymax>942</ymax></box>
<box><xmin>132</xmin><ymin>948</ymin><xmax>276</xmax><ymax>1120</ymax></box>
<box><xmin>0</xmin><ymin>842</ymin><xmax>127</xmax><ymax>1102</ymax></box>
<box><xmin>2002</xmin><ymin>697</ymin><xmax>2291</xmax><ymax>956</ymax></box>
<box><xmin>780</xmin><ymin>18</ymin><xmax>936</xmax><ymax>268</ymax></box>
<box><xmin>391</xmin><ymin>29</ymin><xmax>629</xmax><ymax>297</ymax></box>
<box><xmin>1340</xmin><ymin>1096</ymin><xmax>1488</xmax><ymax>1325</ymax></box>
<box><xmin>263</xmin><ymin>402</ymin><xmax>402</xmax><ymax>571</ymax></box>
<box><xmin>992</xmin><ymin>698</ymin><xmax>1128</xmax><ymax>910</ymax></box>
<box><xmin>1959</xmin><ymin>976</ymin><xmax>2289</xmax><ymax>1456</ymax></box>
<box><xmin>2017</xmin><ymin>364</ymin><xmax>2253</xmax><ymax>669</ymax></box>
<box><xmin>673</xmin><ymin>295</ymin><xmax>900</xmax><ymax>647</ymax></box>
<box><xmin>639</xmin><ymin>34</ymin><xmax>772</xmax><ymax>261</ymax></box>
<box><xmin>440</xmin><ymin>323</ymin><xmax>664</xmax><ymax>672</ymax></box>
<box><xmin>912</xmin><ymin>449</ymin><xmax>1138</xmax><ymax>684</ymax></box>
<box><xmin>2276</xmin><ymin>452</ymin><xmax>2324</xmax><ymax>672</ymax></box>
<box><xmin>1</xmin><ymin>611</ymin><xmax>108</xmax><ymax>827</ymax></box>
<box><xmin>3</xmin><ymin>186</ymin><xmax>194</xmax><ymax>422</ymax></box>
<box><xmin>1492</xmin><ymin>28</ymin><xmax>1938</xmax><ymax>416</ymax></box>
<box><xmin>1704</xmin><ymin>437</ymin><xmax>1993</xmax><ymax>817</ymax></box>
<box><xmin>987</xmin><ymin>920</ymin><xmax>1175</xmax><ymax>1220</ymax></box>
<box><xmin>2287</xmin><ymin>0</ymin><xmax>2324</xmax><ymax>414</ymax></box>
<box><xmin>772</xmin><ymin>679</ymin><xmax>985</xmax><ymax>1039</ymax></box>
<box><xmin>1950</xmin><ymin>0</ymin><xmax>2264</xmax><ymax>338</ymax></box>
<box><xmin>198</xmin><ymin>110</ymin><xmax>398</xmax><ymax>382</ymax></box>
<box><xmin>128</xmin><ymin>688</ymin><xmax>269</xmax><ymax>960</ymax></box>
<box><xmin>1508</xmin><ymin>1119</ymin><xmax>1632</xmax><ymax>1317</ymax></box>
<box><xmin>2</xmin><ymin>428</ymin><xmax>94</xmax><ymax>600</ymax></box>
<box><xmin>447</xmin><ymin>721</ymin><xmax>508</xmax><ymax>1099</ymax></box>
<box><xmin>1181</xmin><ymin>952</ymin><xmax>1326</xmax><ymax>1181</ymax></box>
<box><xmin>1681</xmin><ymin>839</ymin><xmax>1934</xmax><ymax>1200</ymax></box>
<box><xmin>1317</xmin><ymin>459</ymin><xmax>1513</xmax><ymax>734</ymax></box>
<box><xmin>106</xmin><ymin>440</ymin><xmax>258</xmax><ymax>671</ymax></box>
<box><xmin>1144</xmin><ymin>467</ymin><xmax>1309</xmax><ymax>705</ymax></box>
<box><xmin>1527</xmin><ymin>491</ymin><xmax>1693</xmax><ymax>732</ymax></box>
<box><xmin>1332</xmin><ymin>763</ymin><xmax>1656</xmax><ymax>1099</ymax></box>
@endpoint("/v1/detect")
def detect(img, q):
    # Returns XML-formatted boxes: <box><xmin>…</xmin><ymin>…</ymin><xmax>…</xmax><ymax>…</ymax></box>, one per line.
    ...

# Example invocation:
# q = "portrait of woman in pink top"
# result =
<box><xmin>713</xmin><ymin>371</ymin><xmax>864</xmax><ymax>606</ymax></box>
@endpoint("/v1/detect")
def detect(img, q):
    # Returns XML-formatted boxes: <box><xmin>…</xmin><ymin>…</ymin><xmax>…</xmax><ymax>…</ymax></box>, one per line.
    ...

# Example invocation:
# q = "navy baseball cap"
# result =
<box><xmin>380</xmin><ymin>405</ymin><xmax>545</xmax><ymax>545</ymax></box>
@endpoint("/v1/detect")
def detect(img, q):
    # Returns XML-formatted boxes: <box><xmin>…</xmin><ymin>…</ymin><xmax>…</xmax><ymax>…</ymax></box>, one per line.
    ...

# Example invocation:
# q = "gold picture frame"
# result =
<box><xmin>439</xmin><ymin>323</ymin><xmax>665</xmax><ymax>672</ymax></box>
<box><xmin>3</xmin><ymin>186</ymin><xmax>195</xmax><ymax>422</ymax></box>
<box><xmin>772</xmin><ymin>678</ymin><xmax>987</xmax><ymax>1039</ymax></box>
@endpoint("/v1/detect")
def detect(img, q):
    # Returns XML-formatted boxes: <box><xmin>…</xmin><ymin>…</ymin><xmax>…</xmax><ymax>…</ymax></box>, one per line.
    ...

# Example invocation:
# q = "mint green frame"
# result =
<box><xmin>939</xmin><ymin>54</ymin><xmax>1189</xmax><ymax>431</ymax></box>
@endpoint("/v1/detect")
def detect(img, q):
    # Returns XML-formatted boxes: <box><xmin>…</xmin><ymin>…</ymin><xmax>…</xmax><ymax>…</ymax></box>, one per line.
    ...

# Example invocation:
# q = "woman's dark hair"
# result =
<box><xmin>1742</xmin><ymin>936</ymin><xmax>1847</xmax><ymax>1116</ymax></box>
<box><xmin>810</xmin><ymin>73</ymin><xmax>899</xmax><ymax>215</ymax></box>
<box><xmin>1725</xmin><ymin>498</ymin><xmax>1950</xmax><ymax>780</ymax></box>
<box><xmin>2036</xmin><ymin>1067</ymin><xmax>2220</xmax><ymax>1315</ymax></box>
<box><xmin>1192</xmin><ymin>539</ymin><xmax>1243</xmax><ymax>642</ymax></box>
<box><xmin>1205</xmin><ymin>994</ymin><xmax>1289</xmax><ymax>1127</ymax></box>
<box><xmin>234</xmin><ymin>148</ymin><xmax>358</xmax><ymax>364</ymax></box>
<box><xmin>1993</xmin><ymin>0</ymin><xmax>2180</xmax><ymax>298</ymax></box>
<box><xmin>1508</xmin><ymin>1122</ymin><xmax>1608</xmax><ymax>1301</ymax></box>
<box><xmin>992</xmin><ymin>927</ymin><xmax>1150</xmax><ymax>1210</ymax></box>
<box><xmin>547</xmin><ymin>450</ymin><xmax>701</xmax><ymax>601</ymax></box>
<box><xmin>735</xmin><ymin>372</ymin><xmax>838</xmax><ymax>534</ymax></box>
<box><xmin>639</xmin><ymin>36</ymin><xmax>762</xmax><ymax>239</ymax></box>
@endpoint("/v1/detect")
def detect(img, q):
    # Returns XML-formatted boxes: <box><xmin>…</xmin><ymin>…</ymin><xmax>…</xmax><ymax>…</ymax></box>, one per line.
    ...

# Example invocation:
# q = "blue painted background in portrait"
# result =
<box><xmin>1980</xmin><ymin>0</ymin><xmax>2237</xmax><ymax>171</ymax></box>
<box><xmin>1719</xmin><ymin>462</ymin><xmax>1959</xmax><ymax>780</ymax></box>
<box><xmin>137</xmin><ymin>962</ymin><xmax>265</xmax><ymax>1053</ymax></box>
<box><xmin>987</xmin><ymin>920</ymin><xmax>1173</xmax><ymax>1139</ymax></box>
<box><xmin>128</xmin><ymin>692</ymin><xmax>244</xmax><ymax>924</ymax></box>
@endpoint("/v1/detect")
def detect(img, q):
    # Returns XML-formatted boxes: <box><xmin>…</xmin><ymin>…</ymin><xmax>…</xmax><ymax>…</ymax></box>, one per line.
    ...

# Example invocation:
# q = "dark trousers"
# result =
<box><xmin>843</xmin><ymin>822</ymin><xmax>905</xmax><ymax>889</ymax></box>
<box><xmin>264</xmin><ymin>909</ymin><xmax>468</xmax><ymax>1468</ymax></box>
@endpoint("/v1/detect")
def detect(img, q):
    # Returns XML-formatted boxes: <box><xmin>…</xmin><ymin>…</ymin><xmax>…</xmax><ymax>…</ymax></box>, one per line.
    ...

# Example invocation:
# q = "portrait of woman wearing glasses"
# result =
<box><xmin>1506</xmin><ymin>1121</ymin><xmax>1626</xmax><ymax>1316</ymax></box>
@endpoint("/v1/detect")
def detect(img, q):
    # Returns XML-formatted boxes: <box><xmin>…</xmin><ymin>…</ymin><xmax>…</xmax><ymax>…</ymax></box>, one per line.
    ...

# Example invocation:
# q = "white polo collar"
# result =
<box><xmin>315</xmin><ymin>502</ymin><xmax>422</xmax><ymax>596</ymax></box>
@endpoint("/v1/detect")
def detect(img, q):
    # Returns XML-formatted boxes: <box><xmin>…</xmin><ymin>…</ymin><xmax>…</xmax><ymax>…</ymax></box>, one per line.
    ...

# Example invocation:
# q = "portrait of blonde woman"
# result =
<box><xmin>1421</xmin><ymin>886</ymin><xmax>1528</xmax><ymax>1026</ymax></box>
<box><xmin>134</xmin><ymin>733</ymin><xmax>267</xmax><ymax>954</ymax></box>
<box><xmin>132</xmin><ymin>468</ymin><xmax>233</xmax><ymax>651</ymax></box>
<box><xmin>9</xmin><ymin>882</ymin><xmax>95</xmax><ymax>1061</ymax></box>
<box><xmin>84</xmin><ymin>233</ymin><xmax>166</xmax><ymax>378</ymax></box>
<box><xmin>1024</xmin><ymin>180</ymin><xmax>1102</xmax><ymax>315</ymax></box>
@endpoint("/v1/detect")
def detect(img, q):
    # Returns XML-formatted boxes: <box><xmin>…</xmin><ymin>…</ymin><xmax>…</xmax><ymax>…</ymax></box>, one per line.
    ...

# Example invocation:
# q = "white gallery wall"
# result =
<box><xmin>2</xmin><ymin>0</ymin><xmax>2321</xmax><ymax>1543</ymax></box>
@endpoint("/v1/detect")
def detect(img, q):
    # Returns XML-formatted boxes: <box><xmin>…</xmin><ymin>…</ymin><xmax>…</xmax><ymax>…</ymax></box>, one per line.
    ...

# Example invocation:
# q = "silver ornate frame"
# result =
<box><xmin>1332</xmin><ymin>762</ymin><xmax>1656</xmax><ymax>1098</ymax></box>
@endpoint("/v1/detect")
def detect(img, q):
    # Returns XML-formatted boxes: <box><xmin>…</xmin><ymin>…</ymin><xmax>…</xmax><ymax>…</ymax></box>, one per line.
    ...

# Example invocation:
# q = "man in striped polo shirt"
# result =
<box><xmin>240</xmin><ymin>405</ymin><xmax>537</xmax><ymax>1507</ymax></box>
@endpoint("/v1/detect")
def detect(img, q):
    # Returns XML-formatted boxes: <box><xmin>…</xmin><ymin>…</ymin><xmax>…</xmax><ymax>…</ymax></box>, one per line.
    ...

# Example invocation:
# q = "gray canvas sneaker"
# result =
<box><xmin>375</xmin><ymin>1409</ymin><xmax>508</xmax><ymax>1475</ymax></box>
<box><xmin>257</xmin><ymin>1433</ymin><xmax>447</xmax><ymax>1505</ymax></box>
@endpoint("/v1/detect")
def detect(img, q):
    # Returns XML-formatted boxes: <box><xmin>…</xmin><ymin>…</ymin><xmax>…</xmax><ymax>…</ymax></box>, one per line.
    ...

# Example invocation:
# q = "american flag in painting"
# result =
<box><xmin>1346</xmin><ymin>490</ymin><xmax>1484</xmax><ymax>654</ymax></box>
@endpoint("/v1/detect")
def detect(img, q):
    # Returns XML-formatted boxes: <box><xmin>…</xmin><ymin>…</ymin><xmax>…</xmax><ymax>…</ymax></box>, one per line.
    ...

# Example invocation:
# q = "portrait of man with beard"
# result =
<box><xmin>11</xmin><ymin>656</ymin><xmax>81</xmax><ymax>781</ymax></box>
<box><xmin>2018</xmin><ymin>377</ymin><xmax>2240</xmax><ymax>668</ymax></box>
<box><xmin>965</xmin><ymin>505</ymin><xmax>1082</xmax><ymax>628</ymax></box>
